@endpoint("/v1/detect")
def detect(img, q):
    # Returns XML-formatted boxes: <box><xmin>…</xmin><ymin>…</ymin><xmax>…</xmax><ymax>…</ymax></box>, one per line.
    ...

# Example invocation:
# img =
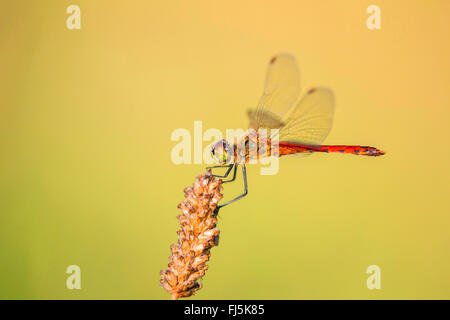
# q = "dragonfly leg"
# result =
<box><xmin>207</xmin><ymin>164</ymin><xmax>234</xmax><ymax>178</ymax></box>
<box><xmin>217</xmin><ymin>165</ymin><xmax>247</xmax><ymax>209</ymax></box>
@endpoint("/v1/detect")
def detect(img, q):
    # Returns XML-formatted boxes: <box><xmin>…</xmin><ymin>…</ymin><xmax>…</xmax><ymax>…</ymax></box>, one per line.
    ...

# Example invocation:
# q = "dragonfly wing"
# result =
<box><xmin>249</xmin><ymin>54</ymin><xmax>301</xmax><ymax>129</ymax></box>
<box><xmin>247</xmin><ymin>56</ymin><xmax>334</xmax><ymax>158</ymax></box>
<box><xmin>278</xmin><ymin>87</ymin><xmax>335</xmax><ymax>146</ymax></box>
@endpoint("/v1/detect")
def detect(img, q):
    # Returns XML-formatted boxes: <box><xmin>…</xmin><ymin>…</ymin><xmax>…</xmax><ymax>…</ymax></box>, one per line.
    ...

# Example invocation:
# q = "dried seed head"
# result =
<box><xmin>160</xmin><ymin>170</ymin><xmax>223</xmax><ymax>299</ymax></box>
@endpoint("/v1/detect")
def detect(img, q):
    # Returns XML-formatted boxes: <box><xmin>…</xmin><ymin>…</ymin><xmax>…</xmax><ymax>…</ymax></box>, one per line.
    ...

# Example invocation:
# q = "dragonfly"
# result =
<box><xmin>208</xmin><ymin>54</ymin><xmax>385</xmax><ymax>208</ymax></box>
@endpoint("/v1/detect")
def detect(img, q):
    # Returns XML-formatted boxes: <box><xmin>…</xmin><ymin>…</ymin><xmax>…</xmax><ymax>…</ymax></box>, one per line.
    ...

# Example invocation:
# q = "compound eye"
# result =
<box><xmin>212</xmin><ymin>141</ymin><xmax>224</xmax><ymax>156</ymax></box>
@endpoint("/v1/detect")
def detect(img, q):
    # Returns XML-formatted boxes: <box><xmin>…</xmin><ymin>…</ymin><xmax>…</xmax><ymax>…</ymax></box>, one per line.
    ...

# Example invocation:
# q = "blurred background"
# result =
<box><xmin>1</xmin><ymin>0</ymin><xmax>449</xmax><ymax>299</ymax></box>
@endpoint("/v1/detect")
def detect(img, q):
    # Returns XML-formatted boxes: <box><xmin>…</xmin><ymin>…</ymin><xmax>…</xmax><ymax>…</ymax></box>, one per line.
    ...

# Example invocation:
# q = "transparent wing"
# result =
<box><xmin>278</xmin><ymin>87</ymin><xmax>335</xmax><ymax>146</ymax></box>
<box><xmin>248</xmin><ymin>87</ymin><xmax>335</xmax><ymax>158</ymax></box>
<box><xmin>249</xmin><ymin>54</ymin><xmax>301</xmax><ymax>129</ymax></box>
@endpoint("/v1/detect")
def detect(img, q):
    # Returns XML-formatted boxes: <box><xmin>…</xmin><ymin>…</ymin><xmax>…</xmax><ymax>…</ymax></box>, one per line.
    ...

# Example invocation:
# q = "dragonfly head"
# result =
<box><xmin>211</xmin><ymin>140</ymin><xmax>233</xmax><ymax>164</ymax></box>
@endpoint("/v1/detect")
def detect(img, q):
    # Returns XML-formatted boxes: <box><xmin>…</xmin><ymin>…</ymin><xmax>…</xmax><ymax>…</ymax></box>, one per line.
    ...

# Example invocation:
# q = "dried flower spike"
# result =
<box><xmin>160</xmin><ymin>170</ymin><xmax>223</xmax><ymax>300</ymax></box>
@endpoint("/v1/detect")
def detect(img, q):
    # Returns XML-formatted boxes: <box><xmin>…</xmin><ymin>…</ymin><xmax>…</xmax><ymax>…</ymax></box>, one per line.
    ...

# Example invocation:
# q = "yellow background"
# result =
<box><xmin>1</xmin><ymin>0</ymin><xmax>449</xmax><ymax>299</ymax></box>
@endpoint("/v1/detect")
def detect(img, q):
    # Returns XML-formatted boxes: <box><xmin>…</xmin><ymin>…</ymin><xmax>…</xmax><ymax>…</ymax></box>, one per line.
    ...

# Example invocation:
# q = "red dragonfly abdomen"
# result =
<box><xmin>279</xmin><ymin>142</ymin><xmax>385</xmax><ymax>157</ymax></box>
